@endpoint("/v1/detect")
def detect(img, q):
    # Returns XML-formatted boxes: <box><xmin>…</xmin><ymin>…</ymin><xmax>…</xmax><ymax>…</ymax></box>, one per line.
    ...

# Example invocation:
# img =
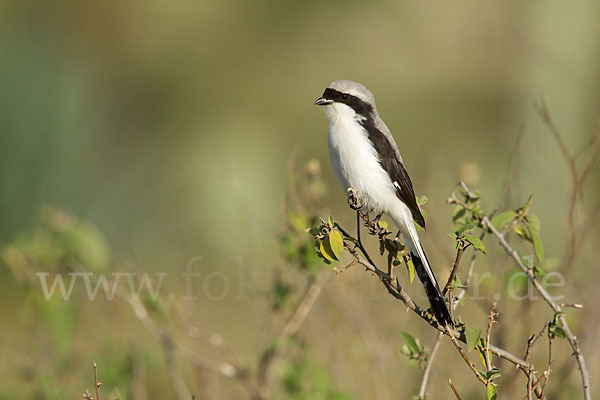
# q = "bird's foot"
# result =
<box><xmin>347</xmin><ymin>188</ymin><xmax>362</xmax><ymax>210</ymax></box>
<box><xmin>373</xmin><ymin>213</ymin><xmax>383</xmax><ymax>223</ymax></box>
<box><xmin>368</xmin><ymin>213</ymin><xmax>386</xmax><ymax>235</ymax></box>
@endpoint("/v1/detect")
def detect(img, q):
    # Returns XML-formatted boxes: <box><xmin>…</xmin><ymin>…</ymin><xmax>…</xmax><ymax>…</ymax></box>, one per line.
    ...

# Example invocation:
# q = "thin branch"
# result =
<box><xmin>93</xmin><ymin>361</ymin><xmax>101</xmax><ymax>400</ymax></box>
<box><xmin>541</xmin><ymin>333</ymin><xmax>554</xmax><ymax>397</ymax></box>
<box><xmin>336</xmin><ymin>223</ymin><xmax>382</xmax><ymax>274</ymax></box>
<box><xmin>444</xmin><ymin>325</ymin><xmax>487</xmax><ymax>385</ymax></box>
<box><xmin>282</xmin><ymin>273</ymin><xmax>329</xmax><ymax>338</ymax></box>
<box><xmin>559</xmin><ymin>303</ymin><xmax>584</xmax><ymax>309</ymax></box>
<box><xmin>526</xmin><ymin>366</ymin><xmax>534</xmax><ymax>400</ymax></box>
<box><xmin>121</xmin><ymin>293</ymin><xmax>245</xmax><ymax>379</ymax></box>
<box><xmin>524</xmin><ymin>322</ymin><xmax>548</xmax><ymax>364</ymax></box>
<box><xmin>421</xmin><ymin>231</ymin><xmax>479</xmax><ymax>398</ymax></box>
<box><xmin>418</xmin><ymin>332</ymin><xmax>444</xmax><ymax>400</ymax></box>
<box><xmin>163</xmin><ymin>337</ymin><xmax>193</xmax><ymax>400</ymax></box>
<box><xmin>442</xmin><ymin>241</ymin><xmax>465</xmax><ymax>296</ymax></box>
<box><xmin>484</xmin><ymin>303</ymin><xmax>497</xmax><ymax>372</ymax></box>
<box><xmin>448</xmin><ymin>379</ymin><xmax>463</xmax><ymax>400</ymax></box>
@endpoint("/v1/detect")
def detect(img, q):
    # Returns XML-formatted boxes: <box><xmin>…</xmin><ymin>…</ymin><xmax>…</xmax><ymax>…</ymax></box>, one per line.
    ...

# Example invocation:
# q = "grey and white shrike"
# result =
<box><xmin>315</xmin><ymin>80</ymin><xmax>452</xmax><ymax>326</ymax></box>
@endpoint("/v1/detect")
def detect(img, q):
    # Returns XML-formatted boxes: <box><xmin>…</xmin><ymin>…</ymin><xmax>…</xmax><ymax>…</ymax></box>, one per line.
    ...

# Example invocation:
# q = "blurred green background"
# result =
<box><xmin>1</xmin><ymin>0</ymin><xmax>599</xmax><ymax>398</ymax></box>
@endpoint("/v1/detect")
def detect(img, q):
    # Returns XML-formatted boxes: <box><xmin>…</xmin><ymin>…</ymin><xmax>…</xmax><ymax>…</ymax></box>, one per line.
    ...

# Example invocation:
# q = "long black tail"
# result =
<box><xmin>410</xmin><ymin>250</ymin><xmax>453</xmax><ymax>327</ymax></box>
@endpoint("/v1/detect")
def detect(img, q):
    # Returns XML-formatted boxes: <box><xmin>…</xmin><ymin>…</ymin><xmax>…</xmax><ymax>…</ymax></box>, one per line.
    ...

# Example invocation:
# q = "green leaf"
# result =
<box><xmin>453</xmin><ymin>206</ymin><xmax>466</xmax><ymax>222</ymax></box>
<box><xmin>306</xmin><ymin>227</ymin><xmax>321</xmax><ymax>236</ymax></box>
<box><xmin>477</xmin><ymin>349</ymin><xmax>487</xmax><ymax>366</ymax></box>
<box><xmin>526</xmin><ymin>215</ymin><xmax>544</xmax><ymax>262</ymax></box>
<box><xmin>328</xmin><ymin>214</ymin><xmax>334</xmax><ymax>227</ymax></box>
<box><xmin>552</xmin><ymin>326</ymin><xmax>566</xmax><ymax>339</ymax></box>
<box><xmin>464</xmin><ymin>235</ymin><xmax>487</xmax><ymax>254</ymax></box>
<box><xmin>417</xmin><ymin>195</ymin><xmax>428</xmax><ymax>205</ymax></box>
<box><xmin>455</xmin><ymin>224</ymin><xmax>475</xmax><ymax>236</ymax></box>
<box><xmin>487</xmin><ymin>382</ymin><xmax>497</xmax><ymax>400</ymax></box>
<box><xmin>328</xmin><ymin>230</ymin><xmax>344</xmax><ymax>260</ymax></box>
<box><xmin>319</xmin><ymin>240</ymin><xmax>337</xmax><ymax>262</ymax></box>
<box><xmin>465</xmin><ymin>327</ymin><xmax>481</xmax><ymax>352</ymax></box>
<box><xmin>491</xmin><ymin>211</ymin><xmax>517</xmax><ymax>230</ymax></box>
<box><xmin>513</xmin><ymin>224</ymin><xmax>532</xmax><ymax>242</ymax></box>
<box><xmin>400</xmin><ymin>332</ymin><xmax>420</xmax><ymax>354</ymax></box>
<box><xmin>405</xmin><ymin>259</ymin><xmax>415</xmax><ymax>284</ymax></box>
<box><xmin>488</xmin><ymin>372</ymin><xmax>501</xmax><ymax>380</ymax></box>
<box><xmin>526</xmin><ymin>214</ymin><xmax>540</xmax><ymax>231</ymax></box>
<box><xmin>451</xmin><ymin>275</ymin><xmax>466</xmax><ymax>290</ymax></box>
<box><xmin>401</xmin><ymin>344</ymin><xmax>411</xmax><ymax>356</ymax></box>
<box><xmin>534</xmin><ymin>266</ymin><xmax>547</xmax><ymax>278</ymax></box>
<box><xmin>484</xmin><ymin>368</ymin><xmax>501</xmax><ymax>380</ymax></box>
<box><xmin>520</xmin><ymin>256</ymin><xmax>533</xmax><ymax>269</ymax></box>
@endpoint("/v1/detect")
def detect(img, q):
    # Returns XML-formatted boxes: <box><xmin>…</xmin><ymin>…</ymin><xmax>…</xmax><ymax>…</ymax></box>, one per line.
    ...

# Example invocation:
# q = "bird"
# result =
<box><xmin>314</xmin><ymin>80</ymin><xmax>452</xmax><ymax>327</ymax></box>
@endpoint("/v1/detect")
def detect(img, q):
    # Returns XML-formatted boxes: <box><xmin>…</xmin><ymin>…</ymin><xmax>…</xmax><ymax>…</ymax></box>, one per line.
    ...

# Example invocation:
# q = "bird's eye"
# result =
<box><xmin>341</xmin><ymin>93</ymin><xmax>349</xmax><ymax>100</ymax></box>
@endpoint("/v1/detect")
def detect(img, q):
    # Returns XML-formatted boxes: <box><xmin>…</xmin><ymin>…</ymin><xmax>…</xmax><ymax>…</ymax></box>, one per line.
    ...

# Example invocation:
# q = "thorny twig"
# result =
<box><xmin>448</xmin><ymin>182</ymin><xmax>586</xmax><ymax>399</ymax></box>
<box><xmin>336</xmin><ymin>220</ymin><xmax>532</xmax><ymax>377</ymax></box>
<box><xmin>93</xmin><ymin>361</ymin><xmax>101</xmax><ymax>400</ymax></box>
<box><xmin>540</xmin><ymin>333</ymin><xmax>553</xmax><ymax>397</ymax></box>
<box><xmin>484</xmin><ymin>303</ymin><xmax>497</xmax><ymax>372</ymax></box>
<box><xmin>524</xmin><ymin>322</ymin><xmax>548</xmax><ymax>364</ymax></box>
<box><xmin>482</xmin><ymin>214</ymin><xmax>591</xmax><ymax>399</ymax></box>
<box><xmin>82</xmin><ymin>362</ymin><xmax>101</xmax><ymax>400</ymax></box>
<box><xmin>448</xmin><ymin>184</ymin><xmax>549</xmax><ymax>398</ymax></box>
<box><xmin>335</xmin><ymin>181</ymin><xmax>588</xmax><ymax>399</ymax></box>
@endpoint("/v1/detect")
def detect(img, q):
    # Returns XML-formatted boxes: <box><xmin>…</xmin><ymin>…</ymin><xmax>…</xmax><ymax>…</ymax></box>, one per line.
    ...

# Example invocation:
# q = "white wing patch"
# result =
<box><xmin>393</xmin><ymin>181</ymin><xmax>402</xmax><ymax>192</ymax></box>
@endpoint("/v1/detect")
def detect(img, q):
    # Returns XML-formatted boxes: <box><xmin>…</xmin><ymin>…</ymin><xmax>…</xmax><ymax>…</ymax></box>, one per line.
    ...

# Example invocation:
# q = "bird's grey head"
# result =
<box><xmin>315</xmin><ymin>80</ymin><xmax>377</xmax><ymax>120</ymax></box>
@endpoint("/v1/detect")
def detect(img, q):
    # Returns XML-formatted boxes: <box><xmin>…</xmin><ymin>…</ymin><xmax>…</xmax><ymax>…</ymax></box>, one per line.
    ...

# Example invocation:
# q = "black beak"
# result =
<box><xmin>315</xmin><ymin>97</ymin><xmax>332</xmax><ymax>106</ymax></box>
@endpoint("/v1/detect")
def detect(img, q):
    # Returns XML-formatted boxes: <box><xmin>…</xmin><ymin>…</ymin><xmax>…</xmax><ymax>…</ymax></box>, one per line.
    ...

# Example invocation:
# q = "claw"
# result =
<box><xmin>347</xmin><ymin>187</ymin><xmax>362</xmax><ymax>210</ymax></box>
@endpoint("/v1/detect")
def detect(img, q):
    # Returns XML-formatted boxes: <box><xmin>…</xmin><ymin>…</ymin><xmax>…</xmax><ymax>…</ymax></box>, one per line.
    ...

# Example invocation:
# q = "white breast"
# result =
<box><xmin>326</xmin><ymin>104</ymin><xmax>399</xmax><ymax>215</ymax></box>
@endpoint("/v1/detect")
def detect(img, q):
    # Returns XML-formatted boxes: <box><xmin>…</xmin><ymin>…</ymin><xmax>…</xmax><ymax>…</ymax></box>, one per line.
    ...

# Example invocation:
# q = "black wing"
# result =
<box><xmin>360</xmin><ymin>119</ymin><xmax>426</xmax><ymax>228</ymax></box>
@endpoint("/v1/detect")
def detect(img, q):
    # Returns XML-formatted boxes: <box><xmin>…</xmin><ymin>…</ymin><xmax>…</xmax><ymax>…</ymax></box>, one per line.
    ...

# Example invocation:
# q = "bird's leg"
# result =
<box><xmin>356</xmin><ymin>210</ymin><xmax>361</xmax><ymax>244</ymax></box>
<box><xmin>373</xmin><ymin>212</ymin><xmax>383</xmax><ymax>233</ymax></box>
<box><xmin>348</xmin><ymin>187</ymin><xmax>365</xmax><ymax>244</ymax></box>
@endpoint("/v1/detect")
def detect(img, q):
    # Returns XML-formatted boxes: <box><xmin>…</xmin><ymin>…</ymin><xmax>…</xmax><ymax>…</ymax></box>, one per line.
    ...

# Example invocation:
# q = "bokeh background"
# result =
<box><xmin>1</xmin><ymin>0</ymin><xmax>599</xmax><ymax>398</ymax></box>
